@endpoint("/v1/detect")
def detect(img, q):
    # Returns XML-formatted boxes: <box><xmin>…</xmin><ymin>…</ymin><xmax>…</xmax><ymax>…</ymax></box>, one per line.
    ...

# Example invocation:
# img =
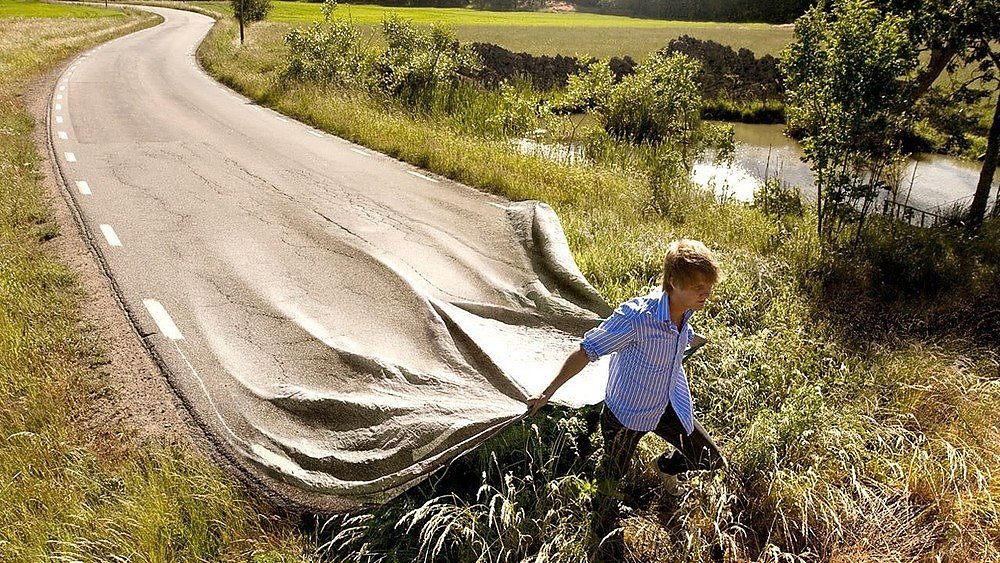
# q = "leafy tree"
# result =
<box><xmin>232</xmin><ymin>0</ymin><xmax>271</xmax><ymax>44</ymax></box>
<box><xmin>780</xmin><ymin>0</ymin><xmax>916</xmax><ymax>241</ymax></box>
<box><xmin>884</xmin><ymin>0</ymin><xmax>1000</xmax><ymax>230</ymax></box>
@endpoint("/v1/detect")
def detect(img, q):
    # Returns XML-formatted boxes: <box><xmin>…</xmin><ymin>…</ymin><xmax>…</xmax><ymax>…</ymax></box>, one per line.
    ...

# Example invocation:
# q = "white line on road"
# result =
<box><xmin>56</xmin><ymin>94</ymin><xmax>63</xmax><ymax>101</ymax></box>
<box><xmin>65</xmin><ymin>152</ymin><xmax>76</xmax><ymax>162</ymax></box>
<box><xmin>275</xmin><ymin>116</ymin><xmax>288</xmax><ymax>123</ymax></box>
<box><xmin>308</xmin><ymin>131</ymin><xmax>323</xmax><ymax>138</ymax></box>
<box><xmin>143</xmin><ymin>299</ymin><xmax>185</xmax><ymax>341</ymax></box>
<box><xmin>55</xmin><ymin>116</ymin><xmax>63</xmax><ymax>124</ymax></box>
<box><xmin>59</xmin><ymin>85</ymin><xmax>65</xmax><ymax>91</ymax></box>
<box><xmin>76</xmin><ymin>181</ymin><xmax>91</xmax><ymax>195</ymax></box>
<box><xmin>486</xmin><ymin>202</ymin><xmax>508</xmax><ymax>210</ymax></box>
<box><xmin>99</xmin><ymin>224</ymin><xmax>123</xmax><ymax>247</ymax></box>
<box><xmin>407</xmin><ymin>170</ymin><xmax>439</xmax><ymax>183</ymax></box>
<box><xmin>350</xmin><ymin>148</ymin><xmax>370</xmax><ymax>157</ymax></box>
<box><xmin>54</xmin><ymin>103</ymin><xmax>62</xmax><ymax>111</ymax></box>
<box><xmin>58</xmin><ymin>131</ymin><xmax>68</xmax><ymax>140</ymax></box>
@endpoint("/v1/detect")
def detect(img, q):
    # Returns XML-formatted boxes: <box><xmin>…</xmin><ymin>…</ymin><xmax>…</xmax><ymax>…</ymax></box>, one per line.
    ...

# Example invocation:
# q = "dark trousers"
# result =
<box><xmin>598</xmin><ymin>402</ymin><xmax>724</xmax><ymax>485</ymax></box>
<box><xmin>591</xmin><ymin>403</ymin><xmax>724</xmax><ymax>557</ymax></box>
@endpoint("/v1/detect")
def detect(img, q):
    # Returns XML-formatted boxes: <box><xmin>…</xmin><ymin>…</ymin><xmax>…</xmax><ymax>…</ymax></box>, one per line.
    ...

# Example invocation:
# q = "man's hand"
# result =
<box><xmin>525</xmin><ymin>392</ymin><xmax>550</xmax><ymax>416</ymax></box>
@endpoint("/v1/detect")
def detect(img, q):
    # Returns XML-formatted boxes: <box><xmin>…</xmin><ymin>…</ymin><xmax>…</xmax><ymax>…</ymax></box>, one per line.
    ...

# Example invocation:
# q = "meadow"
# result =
<box><xmin>190</xmin><ymin>0</ymin><xmax>792</xmax><ymax>57</ymax></box>
<box><xmin>196</xmin><ymin>6</ymin><xmax>1000</xmax><ymax>561</ymax></box>
<box><xmin>0</xmin><ymin>1</ymin><xmax>308</xmax><ymax>559</ymax></box>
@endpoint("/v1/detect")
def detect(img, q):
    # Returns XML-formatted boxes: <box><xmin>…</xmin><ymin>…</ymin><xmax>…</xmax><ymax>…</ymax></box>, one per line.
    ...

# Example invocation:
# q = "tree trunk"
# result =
<box><xmin>967</xmin><ymin>91</ymin><xmax>1000</xmax><ymax>232</ymax></box>
<box><xmin>912</xmin><ymin>45</ymin><xmax>958</xmax><ymax>100</ymax></box>
<box><xmin>238</xmin><ymin>17</ymin><xmax>245</xmax><ymax>44</ymax></box>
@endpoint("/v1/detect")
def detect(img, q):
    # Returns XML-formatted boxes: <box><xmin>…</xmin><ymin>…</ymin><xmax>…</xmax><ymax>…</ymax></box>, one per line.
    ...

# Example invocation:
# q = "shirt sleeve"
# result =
<box><xmin>580</xmin><ymin>303</ymin><xmax>637</xmax><ymax>361</ymax></box>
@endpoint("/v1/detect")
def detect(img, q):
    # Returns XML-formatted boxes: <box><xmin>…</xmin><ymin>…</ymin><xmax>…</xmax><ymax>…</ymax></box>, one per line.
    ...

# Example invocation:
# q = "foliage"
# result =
<box><xmin>571</xmin><ymin>0</ymin><xmax>812</xmax><ymax>24</ymax></box>
<box><xmin>232</xmin><ymin>0</ymin><xmax>270</xmax><ymax>23</ymax></box>
<box><xmin>232</xmin><ymin>0</ymin><xmax>271</xmax><ymax>43</ymax></box>
<box><xmin>373</xmin><ymin>15</ymin><xmax>480</xmax><ymax>111</ymax></box>
<box><xmin>780</xmin><ymin>0</ymin><xmax>917</xmax><ymax>241</ymax></box>
<box><xmin>485</xmin><ymin>82</ymin><xmax>537</xmax><ymax>138</ymax></box>
<box><xmin>284</xmin><ymin>5</ymin><xmax>369</xmax><ymax>85</ymax></box>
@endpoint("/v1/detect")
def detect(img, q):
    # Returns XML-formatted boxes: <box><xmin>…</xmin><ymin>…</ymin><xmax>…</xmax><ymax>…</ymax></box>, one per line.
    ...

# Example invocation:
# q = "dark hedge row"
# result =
<box><xmin>464</xmin><ymin>37</ymin><xmax>781</xmax><ymax>106</ymax></box>
<box><xmin>464</xmin><ymin>42</ymin><xmax>635</xmax><ymax>90</ymax></box>
<box><xmin>661</xmin><ymin>35</ymin><xmax>783</xmax><ymax>101</ymax></box>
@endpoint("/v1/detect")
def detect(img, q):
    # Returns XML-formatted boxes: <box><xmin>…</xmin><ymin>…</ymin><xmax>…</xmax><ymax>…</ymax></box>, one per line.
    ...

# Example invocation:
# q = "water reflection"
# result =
<box><xmin>514</xmin><ymin>122</ymin><xmax>997</xmax><ymax>213</ymax></box>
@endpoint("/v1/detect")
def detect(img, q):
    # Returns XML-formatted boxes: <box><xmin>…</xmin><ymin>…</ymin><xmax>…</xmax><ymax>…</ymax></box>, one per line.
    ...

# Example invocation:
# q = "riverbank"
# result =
<box><xmin>0</xmin><ymin>2</ymin><xmax>308</xmax><ymax>558</ymax></box>
<box><xmin>192</xmin><ymin>4</ymin><xmax>1000</xmax><ymax>560</ymax></box>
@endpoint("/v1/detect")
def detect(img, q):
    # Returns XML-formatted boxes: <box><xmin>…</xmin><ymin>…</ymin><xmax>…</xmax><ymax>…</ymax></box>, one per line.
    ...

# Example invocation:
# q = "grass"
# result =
<box><xmin>0</xmin><ymin>2</ymin><xmax>309</xmax><ymax>559</ymax></box>
<box><xmin>187</xmin><ymin>0</ymin><xmax>793</xmax><ymax>58</ymax></box>
<box><xmin>197</xmin><ymin>11</ymin><xmax>1000</xmax><ymax>561</ymax></box>
<box><xmin>0</xmin><ymin>0</ymin><xmax>123</xmax><ymax>18</ymax></box>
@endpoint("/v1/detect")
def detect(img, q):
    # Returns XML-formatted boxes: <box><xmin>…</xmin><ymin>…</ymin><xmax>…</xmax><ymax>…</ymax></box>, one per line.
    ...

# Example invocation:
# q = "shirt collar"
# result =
<box><xmin>653</xmin><ymin>289</ymin><xmax>692</xmax><ymax>329</ymax></box>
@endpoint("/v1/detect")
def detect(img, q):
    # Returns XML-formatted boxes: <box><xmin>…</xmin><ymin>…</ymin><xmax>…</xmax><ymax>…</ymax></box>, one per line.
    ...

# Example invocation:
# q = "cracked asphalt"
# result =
<box><xmin>48</xmin><ymin>5</ymin><xmax>614</xmax><ymax>510</ymax></box>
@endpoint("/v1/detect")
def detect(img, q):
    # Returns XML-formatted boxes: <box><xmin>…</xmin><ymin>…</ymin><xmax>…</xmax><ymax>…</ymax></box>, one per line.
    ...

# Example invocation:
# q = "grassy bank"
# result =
<box><xmin>0</xmin><ymin>1</ymin><xmax>309</xmax><ymax>559</ymax></box>
<box><xmin>198</xmin><ymin>10</ymin><xmax>1000</xmax><ymax>562</ymax></box>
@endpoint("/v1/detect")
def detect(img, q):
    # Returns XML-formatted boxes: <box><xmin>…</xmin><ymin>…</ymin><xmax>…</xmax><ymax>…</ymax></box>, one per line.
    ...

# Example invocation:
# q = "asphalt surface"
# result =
<box><xmin>49</xmin><ymin>6</ymin><xmax>611</xmax><ymax>510</ymax></box>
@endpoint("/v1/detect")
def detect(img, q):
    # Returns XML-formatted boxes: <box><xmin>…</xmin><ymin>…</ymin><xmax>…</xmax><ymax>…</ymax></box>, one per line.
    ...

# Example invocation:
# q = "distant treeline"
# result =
<box><xmin>572</xmin><ymin>0</ymin><xmax>813</xmax><ymax>23</ymax></box>
<box><xmin>299</xmin><ymin>0</ymin><xmax>813</xmax><ymax>23</ymax></box>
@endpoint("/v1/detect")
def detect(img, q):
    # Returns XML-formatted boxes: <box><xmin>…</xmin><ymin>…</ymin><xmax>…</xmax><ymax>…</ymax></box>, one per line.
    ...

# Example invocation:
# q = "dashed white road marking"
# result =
<box><xmin>58</xmin><ymin>131</ymin><xmax>68</xmax><ymax>140</ymax></box>
<box><xmin>99</xmin><ymin>224</ymin><xmax>123</xmax><ymax>247</ymax></box>
<box><xmin>56</xmin><ymin>94</ymin><xmax>63</xmax><ymax>101</ymax></box>
<box><xmin>59</xmin><ymin>85</ymin><xmax>65</xmax><ymax>91</ymax></box>
<box><xmin>55</xmin><ymin>116</ymin><xmax>63</xmax><ymax>124</ymax></box>
<box><xmin>407</xmin><ymin>170</ymin><xmax>439</xmax><ymax>183</ymax></box>
<box><xmin>54</xmin><ymin>103</ymin><xmax>62</xmax><ymax>110</ymax></box>
<box><xmin>65</xmin><ymin>152</ymin><xmax>76</xmax><ymax>162</ymax></box>
<box><xmin>143</xmin><ymin>299</ymin><xmax>185</xmax><ymax>340</ymax></box>
<box><xmin>350</xmin><ymin>148</ymin><xmax>370</xmax><ymax>157</ymax></box>
<box><xmin>76</xmin><ymin>181</ymin><xmax>91</xmax><ymax>195</ymax></box>
<box><xmin>308</xmin><ymin>131</ymin><xmax>323</xmax><ymax>138</ymax></box>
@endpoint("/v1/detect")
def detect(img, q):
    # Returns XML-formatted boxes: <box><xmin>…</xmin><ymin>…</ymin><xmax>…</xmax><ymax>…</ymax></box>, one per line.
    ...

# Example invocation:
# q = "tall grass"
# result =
<box><xmin>0</xmin><ymin>4</ymin><xmax>309</xmax><ymax>560</ymax></box>
<box><xmin>196</xmin><ymin>8</ymin><xmax>1000</xmax><ymax>561</ymax></box>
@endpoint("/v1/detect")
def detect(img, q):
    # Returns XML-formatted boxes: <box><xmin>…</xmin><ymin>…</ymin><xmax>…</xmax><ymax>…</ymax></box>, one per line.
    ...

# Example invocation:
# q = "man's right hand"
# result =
<box><xmin>524</xmin><ymin>393</ymin><xmax>549</xmax><ymax>416</ymax></box>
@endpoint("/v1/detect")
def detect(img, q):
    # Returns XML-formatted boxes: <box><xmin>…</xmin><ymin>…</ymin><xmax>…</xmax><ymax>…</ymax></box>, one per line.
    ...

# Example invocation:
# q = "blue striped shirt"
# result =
<box><xmin>580</xmin><ymin>289</ymin><xmax>696</xmax><ymax>434</ymax></box>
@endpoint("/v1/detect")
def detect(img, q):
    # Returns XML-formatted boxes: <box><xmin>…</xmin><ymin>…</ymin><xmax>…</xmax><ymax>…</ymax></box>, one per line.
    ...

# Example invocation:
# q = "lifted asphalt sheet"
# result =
<box><xmin>50</xmin><ymin>5</ymin><xmax>613</xmax><ymax>510</ymax></box>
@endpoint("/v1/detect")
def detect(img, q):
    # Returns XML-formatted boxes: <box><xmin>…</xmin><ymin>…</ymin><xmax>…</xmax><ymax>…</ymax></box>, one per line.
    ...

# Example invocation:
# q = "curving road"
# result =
<box><xmin>49</xmin><ymin>6</ymin><xmax>611</xmax><ymax>510</ymax></box>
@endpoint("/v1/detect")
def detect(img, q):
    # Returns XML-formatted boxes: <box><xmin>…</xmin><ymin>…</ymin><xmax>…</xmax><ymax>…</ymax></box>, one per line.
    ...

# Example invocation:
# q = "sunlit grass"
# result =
<box><xmin>185</xmin><ymin>0</ymin><xmax>792</xmax><ymax>57</ymax></box>
<box><xmin>0</xmin><ymin>9</ymin><xmax>309</xmax><ymax>561</ymax></box>
<box><xmin>0</xmin><ymin>0</ymin><xmax>123</xmax><ymax>18</ymax></box>
<box><xmin>199</xmin><ymin>12</ymin><xmax>1000</xmax><ymax>560</ymax></box>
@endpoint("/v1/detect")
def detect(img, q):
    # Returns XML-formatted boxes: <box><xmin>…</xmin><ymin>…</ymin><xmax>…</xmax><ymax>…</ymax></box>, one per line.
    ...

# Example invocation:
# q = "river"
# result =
<box><xmin>694</xmin><ymin>123</ymin><xmax>998</xmax><ymax>213</ymax></box>
<box><xmin>517</xmin><ymin>123</ymin><xmax>998</xmax><ymax>215</ymax></box>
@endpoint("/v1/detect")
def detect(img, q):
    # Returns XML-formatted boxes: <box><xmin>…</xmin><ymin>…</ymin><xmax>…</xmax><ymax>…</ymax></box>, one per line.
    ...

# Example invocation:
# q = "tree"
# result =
<box><xmin>780</xmin><ymin>0</ymin><xmax>916</xmax><ymax>241</ymax></box>
<box><xmin>884</xmin><ymin>0</ymin><xmax>1000</xmax><ymax>231</ymax></box>
<box><xmin>232</xmin><ymin>0</ymin><xmax>271</xmax><ymax>44</ymax></box>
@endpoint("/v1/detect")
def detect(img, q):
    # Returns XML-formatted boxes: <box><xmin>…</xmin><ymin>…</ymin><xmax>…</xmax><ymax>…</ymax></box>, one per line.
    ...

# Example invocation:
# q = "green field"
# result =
<box><xmin>189</xmin><ymin>0</ymin><xmax>792</xmax><ymax>58</ymax></box>
<box><xmin>0</xmin><ymin>0</ymin><xmax>123</xmax><ymax>18</ymax></box>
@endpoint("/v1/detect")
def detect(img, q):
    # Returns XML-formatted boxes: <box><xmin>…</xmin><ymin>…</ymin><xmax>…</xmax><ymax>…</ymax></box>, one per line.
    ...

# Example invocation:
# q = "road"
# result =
<box><xmin>49</xmin><ymin>6</ymin><xmax>611</xmax><ymax>510</ymax></box>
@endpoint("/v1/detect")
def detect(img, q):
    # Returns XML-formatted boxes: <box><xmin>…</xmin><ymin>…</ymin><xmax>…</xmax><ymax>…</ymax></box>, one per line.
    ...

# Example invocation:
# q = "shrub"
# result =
<box><xmin>373</xmin><ymin>15</ymin><xmax>481</xmax><ymax>112</ymax></box>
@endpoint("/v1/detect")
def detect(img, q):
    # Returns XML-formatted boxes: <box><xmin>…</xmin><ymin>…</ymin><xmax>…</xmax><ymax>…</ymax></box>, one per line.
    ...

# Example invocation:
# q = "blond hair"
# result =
<box><xmin>661</xmin><ymin>239</ymin><xmax>720</xmax><ymax>291</ymax></box>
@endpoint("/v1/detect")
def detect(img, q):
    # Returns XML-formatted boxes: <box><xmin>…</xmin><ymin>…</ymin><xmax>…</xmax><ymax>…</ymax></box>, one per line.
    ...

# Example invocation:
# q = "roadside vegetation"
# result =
<box><xmin>0</xmin><ymin>1</ymin><xmax>309</xmax><ymax>559</ymax></box>
<box><xmin>191</xmin><ymin>0</ymin><xmax>1000</xmax><ymax>560</ymax></box>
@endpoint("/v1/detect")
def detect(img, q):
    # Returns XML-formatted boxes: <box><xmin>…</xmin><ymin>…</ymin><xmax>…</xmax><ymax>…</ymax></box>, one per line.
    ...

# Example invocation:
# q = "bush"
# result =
<box><xmin>284</xmin><ymin>20</ymin><xmax>369</xmax><ymax>85</ymax></box>
<box><xmin>374</xmin><ymin>15</ymin><xmax>481</xmax><ymax>111</ymax></box>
